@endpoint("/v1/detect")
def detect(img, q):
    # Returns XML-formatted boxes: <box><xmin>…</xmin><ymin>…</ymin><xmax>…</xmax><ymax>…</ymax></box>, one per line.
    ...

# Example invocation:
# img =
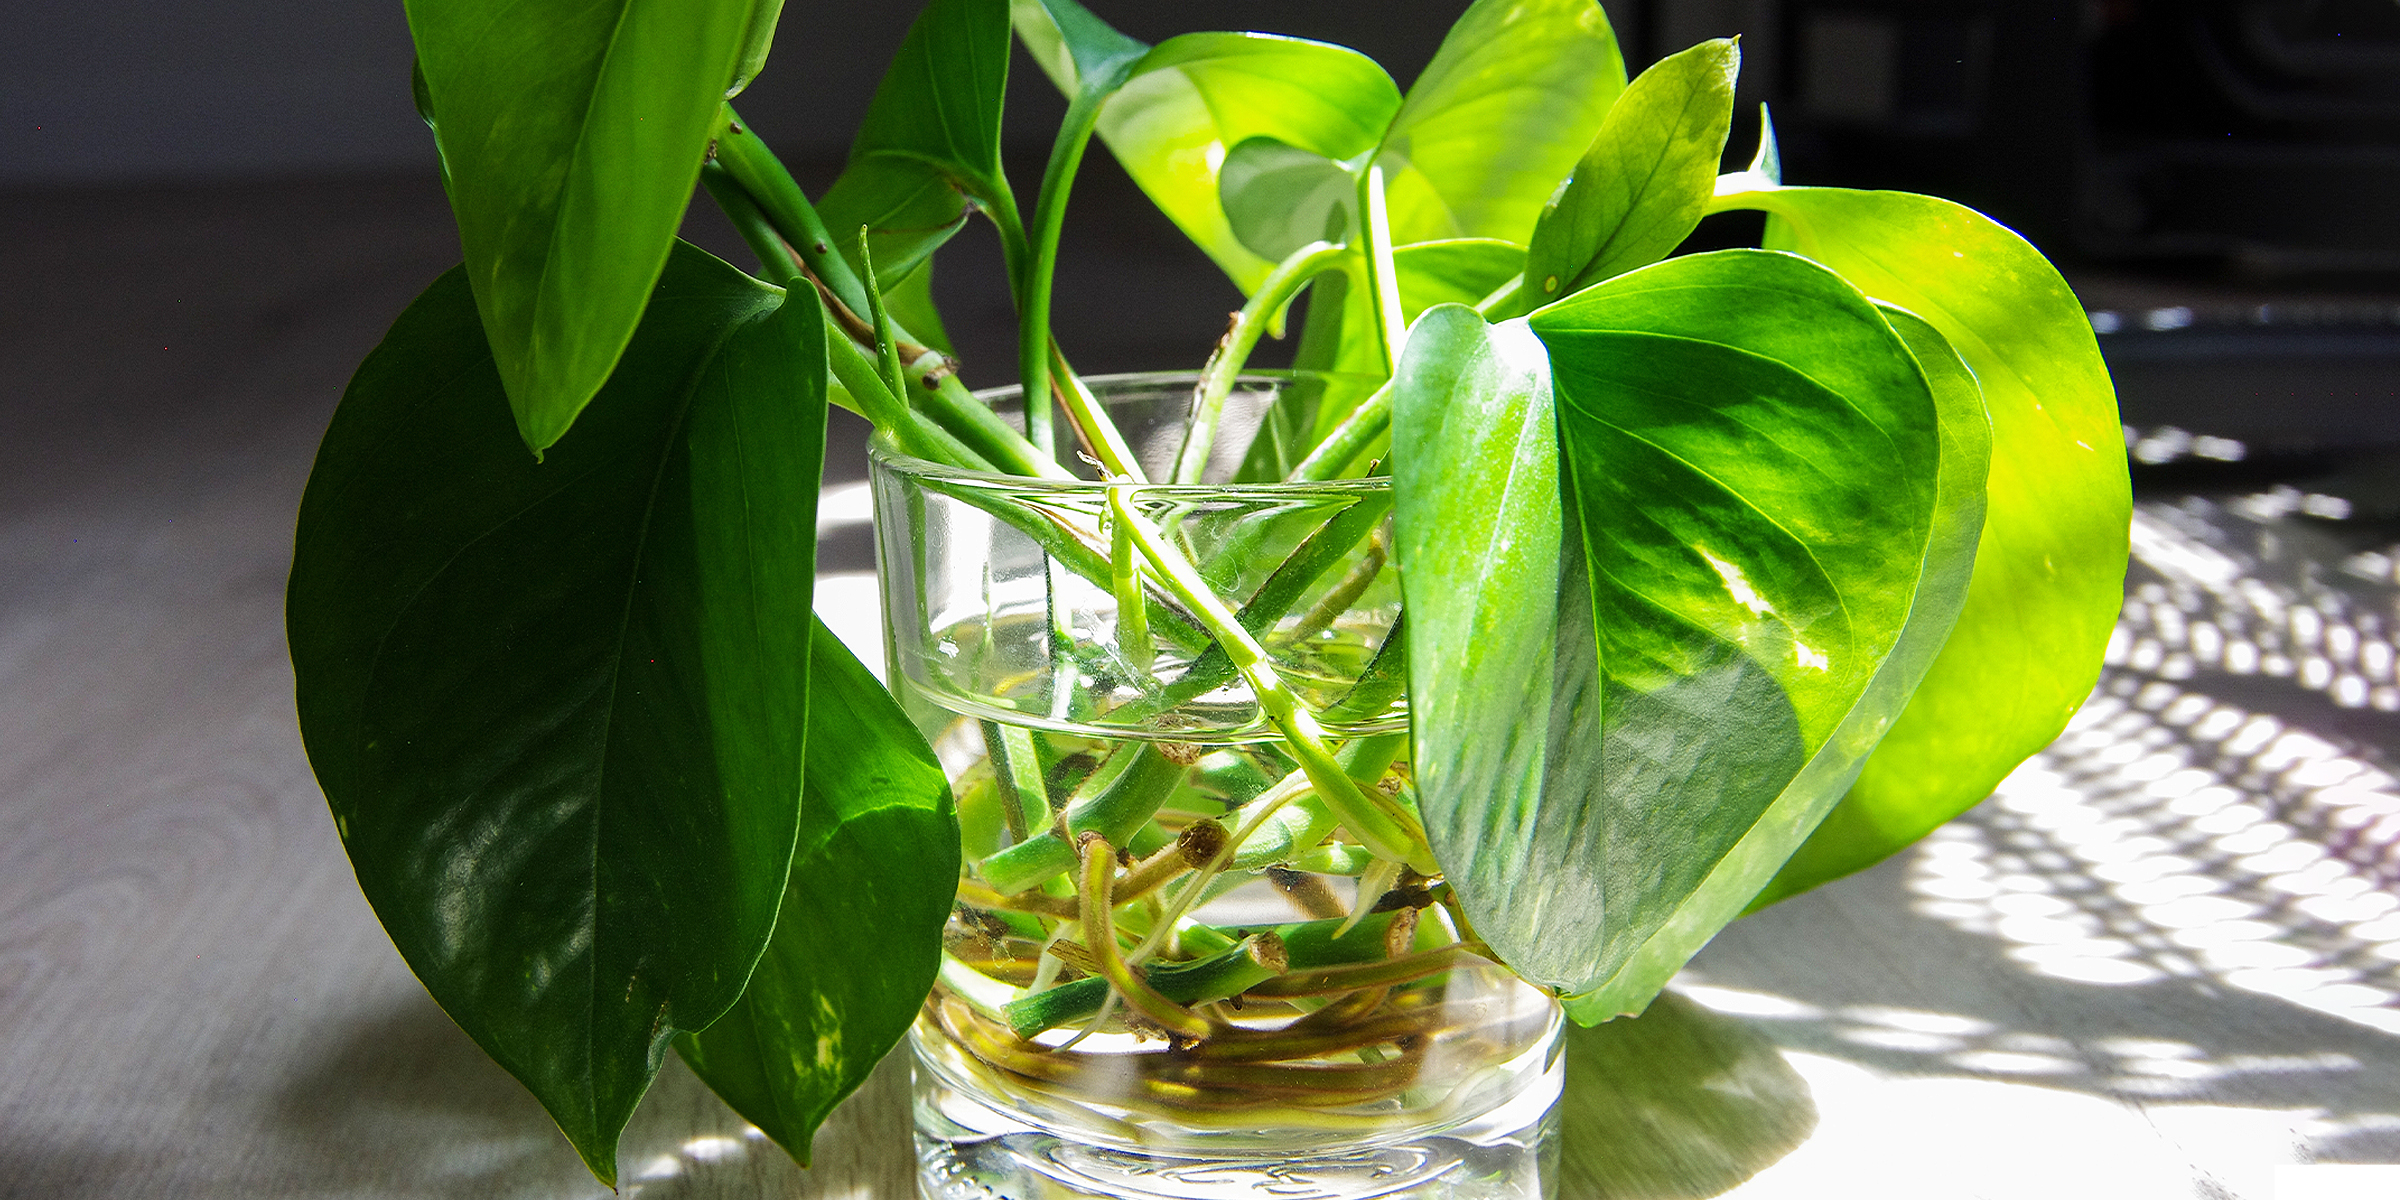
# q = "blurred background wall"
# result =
<box><xmin>14</xmin><ymin>0</ymin><xmax>2399</xmax><ymax>275</ymax></box>
<box><xmin>9</xmin><ymin>0</ymin><xmax>2400</xmax><ymax>453</ymax></box>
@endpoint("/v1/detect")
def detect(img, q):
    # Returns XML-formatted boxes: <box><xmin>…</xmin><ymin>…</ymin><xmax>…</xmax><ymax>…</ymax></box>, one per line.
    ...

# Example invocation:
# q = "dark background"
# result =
<box><xmin>7</xmin><ymin>0</ymin><xmax>2400</xmax><ymax>465</ymax></box>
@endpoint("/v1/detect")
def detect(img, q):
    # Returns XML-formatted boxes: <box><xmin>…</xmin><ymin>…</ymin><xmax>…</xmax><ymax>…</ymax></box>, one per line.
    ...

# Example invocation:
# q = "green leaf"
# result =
<box><xmin>1011</xmin><ymin>0</ymin><xmax>1149</xmax><ymax>94</ymax></box>
<box><xmin>727</xmin><ymin>0</ymin><xmax>785</xmax><ymax>97</ymax></box>
<box><xmin>677</xmin><ymin>620</ymin><xmax>959</xmax><ymax>1167</ymax></box>
<box><xmin>1522</xmin><ymin>38</ymin><xmax>1738</xmax><ymax>305</ymax></box>
<box><xmin>1560</xmin><ymin>990</ymin><xmax>1816</xmax><ymax>1196</ymax></box>
<box><xmin>1389</xmin><ymin>306</ymin><xmax>1573</xmax><ymax>976</ymax></box>
<box><xmin>1306</xmin><ymin>239</ymin><xmax>1529</xmax><ymax>435</ymax></box>
<box><xmin>1220</xmin><ymin>136</ymin><xmax>1357</xmax><ymax>261</ymax></box>
<box><xmin>1712</xmin><ymin>185</ymin><xmax>2130</xmax><ymax>905</ymax></box>
<box><xmin>816</xmin><ymin>0</ymin><xmax>1015</xmax><ymax>287</ymax></box>
<box><xmin>1075</xmin><ymin>31</ymin><xmax>1401</xmax><ymax>292</ymax></box>
<box><xmin>1377</xmin><ymin>0</ymin><xmax>1628</xmax><ymax>247</ymax></box>
<box><xmin>405</xmin><ymin>0</ymin><xmax>756</xmax><ymax>453</ymax></box>
<box><xmin>883</xmin><ymin>260</ymin><xmax>955</xmax><ymax>356</ymax></box>
<box><xmin>288</xmin><ymin>243</ymin><xmax>828</xmax><ymax>1184</ymax></box>
<box><xmin>1517</xmin><ymin>249</ymin><xmax>1975</xmax><ymax>1016</ymax></box>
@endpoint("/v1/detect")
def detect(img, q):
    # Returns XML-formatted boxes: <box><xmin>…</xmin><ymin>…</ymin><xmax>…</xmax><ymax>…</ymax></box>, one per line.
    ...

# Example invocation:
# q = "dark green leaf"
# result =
<box><xmin>405</xmin><ymin>0</ymin><xmax>756</xmax><ymax>453</ymax></box>
<box><xmin>1523</xmin><ymin>38</ymin><xmax>1738</xmax><ymax>305</ymax></box>
<box><xmin>1521</xmin><ymin>249</ymin><xmax>1973</xmax><ymax>1016</ymax></box>
<box><xmin>1377</xmin><ymin>0</ymin><xmax>1628</xmax><ymax>246</ymax></box>
<box><xmin>727</xmin><ymin>0</ymin><xmax>785</xmax><ymax>97</ymax></box>
<box><xmin>884</xmin><ymin>260</ymin><xmax>955</xmax><ymax>356</ymax></box>
<box><xmin>1710</xmin><ymin>185</ymin><xmax>2130</xmax><ymax>904</ymax></box>
<box><xmin>288</xmin><ymin>244</ymin><xmax>827</xmax><ymax>1184</ymax></box>
<box><xmin>1220</xmin><ymin>136</ymin><xmax>1357</xmax><ymax>261</ymax></box>
<box><xmin>1560</xmin><ymin>990</ymin><xmax>1817</xmax><ymax>1197</ymax></box>
<box><xmin>817</xmin><ymin>0</ymin><xmax>1015</xmax><ymax>286</ymax></box>
<box><xmin>677</xmin><ymin>621</ymin><xmax>959</xmax><ymax>1167</ymax></box>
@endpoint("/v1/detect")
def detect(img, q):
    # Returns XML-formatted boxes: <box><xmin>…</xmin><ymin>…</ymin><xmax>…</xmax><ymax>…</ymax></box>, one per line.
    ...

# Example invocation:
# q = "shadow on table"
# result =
<box><xmin>1561</xmin><ymin>990</ymin><xmax>1820</xmax><ymax>1199</ymax></box>
<box><xmin>0</xmin><ymin>1141</ymin><xmax>150</xmax><ymax>1200</ymax></box>
<box><xmin>263</xmin><ymin>992</ymin><xmax>908</xmax><ymax>1199</ymax></box>
<box><xmin>1681</xmin><ymin>507</ymin><xmax>2400</xmax><ymax>1170</ymax></box>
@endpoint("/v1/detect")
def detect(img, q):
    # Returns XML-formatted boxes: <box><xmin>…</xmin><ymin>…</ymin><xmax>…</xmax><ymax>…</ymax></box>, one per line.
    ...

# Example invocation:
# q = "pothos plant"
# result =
<box><xmin>286</xmin><ymin>0</ymin><xmax>2129</xmax><ymax>1184</ymax></box>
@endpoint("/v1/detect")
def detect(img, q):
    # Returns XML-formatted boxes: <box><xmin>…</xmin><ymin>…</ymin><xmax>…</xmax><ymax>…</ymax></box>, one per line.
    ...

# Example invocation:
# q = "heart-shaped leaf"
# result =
<box><xmin>676</xmin><ymin>619</ymin><xmax>958</xmax><ymax>1167</ymax></box>
<box><xmin>1376</xmin><ymin>0</ymin><xmax>1628</xmax><ymax>247</ymax></box>
<box><xmin>288</xmin><ymin>243</ymin><xmax>827</xmax><ymax>1183</ymax></box>
<box><xmin>1521</xmin><ymin>38</ymin><xmax>1738</xmax><ymax>307</ymax></box>
<box><xmin>405</xmin><ymin>0</ymin><xmax>757</xmax><ymax>453</ymax></box>
<box><xmin>1390</xmin><ymin>305</ymin><xmax>1572</xmax><ymax>952</ymax></box>
<box><xmin>817</xmin><ymin>0</ymin><xmax>1015</xmax><ymax>287</ymax></box>
<box><xmin>1708</xmin><ymin>184</ymin><xmax>2130</xmax><ymax>904</ymax></box>
<box><xmin>1464</xmin><ymin>249</ymin><xmax>1979</xmax><ymax>1015</ymax></box>
<box><xmin>1019</xmin><ymin>22</ymin><xmax>1401</xmax><ymax>293</ymax></box>
<box><xmin>1011</xmin><ymin>0</ymin><xmax>1149</xmax><ymax>94</ymax></box>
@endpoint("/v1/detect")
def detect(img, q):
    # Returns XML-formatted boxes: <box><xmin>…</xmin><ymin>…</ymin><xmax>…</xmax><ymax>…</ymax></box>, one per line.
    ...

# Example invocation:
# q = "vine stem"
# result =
<box><xmin>1050</xmin><ymin>341</ymin><xmax>1144</xmax><ymax>481</ymax></box>
<box><xmin>1171</xmin><ymin>240</ymin><xmax>1349</xmax><ymax>485</ymax></box>
<box><xmin>1116</xmin><ymin>501</ymin><xmax>1435</xmax><ymax>873</ymax></box>
<box><xmin>1107</xmin><ymin>486</ymin><xmax>1156</xmax><ymax>673</ymax></box>
<box><xmin>1016</xmin><ymin>89</ymin><xmax>1111</xmax><ymax>460</ymax></box>
<box><xmin>710</xmin><ymin>105</ymin><xmax>1067</xmax><ymax>480</ymax></box>
<box><xmin>1357</xmin><ymin>164</ymin><xmax>1407</xmax><ymax>374</ymax></box>
<box><xmin>1289</xmin><ymin>380</ymin><xmax>1393</xmax><ymax>482</ymax></box>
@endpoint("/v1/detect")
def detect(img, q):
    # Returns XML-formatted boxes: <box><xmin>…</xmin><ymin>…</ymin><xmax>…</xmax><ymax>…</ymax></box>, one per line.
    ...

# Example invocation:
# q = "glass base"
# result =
<box><xmin>911</xmin><ymin>1014</ymin><xmax>1562</xmax><ymax>1200</ymax></box>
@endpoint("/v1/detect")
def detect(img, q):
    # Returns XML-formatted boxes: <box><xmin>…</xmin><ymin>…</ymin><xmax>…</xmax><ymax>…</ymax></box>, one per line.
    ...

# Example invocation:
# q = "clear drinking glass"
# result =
<box><xmin>873</xmin><ymin>374</ymin><xmax>1564</xmax><ymax>1200</ymax></box>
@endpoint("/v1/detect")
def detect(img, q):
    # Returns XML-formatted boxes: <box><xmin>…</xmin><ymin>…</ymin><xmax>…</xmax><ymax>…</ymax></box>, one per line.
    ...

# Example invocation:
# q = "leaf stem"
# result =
<box><xmin>1289</xmin><ymin>382</ymin><xmax>1393</xmax><ymax>482</ymax></box>
<box><xmin>857</xmin><ymin>230</ymin><xmax>912</xmax><ymax>401</ymax></box>
<box><xmin>1357</xmin><ymin>165</ymin><xmax>1407</xmax><ymax>373</ymax></box>
<box><xmin>1049</xmin><ymin>341</ymin><xmax>1144</xmax><ymax>481</ymax></box>
<box><xmin>708</xmin><ymin>108</ymin><xmax>1068</xmax><ymax>480</ymax></box>
<box><xmin>714</xmin><ymin>106</ymin><xmax>871</xmax><ymax>319</ymax></box>
<box><xmin>1019</xmin><ymin>87</ymin><xmax>1115</xmax><ymax>460</ymax></box>
<box><xmin>1118</xmin><ymin>509</ymin><xmax>1434</xmax><ymax>872</ymax></box>
<box><xmin>1106</xmin><ymin>486</ymin><xmax>1156</xmax><ymax>673</ymax></box>
<box><xmin>1172</xmin><ymin>241</ymin><xmax>1349</xmax><ymax>485</ymax></box>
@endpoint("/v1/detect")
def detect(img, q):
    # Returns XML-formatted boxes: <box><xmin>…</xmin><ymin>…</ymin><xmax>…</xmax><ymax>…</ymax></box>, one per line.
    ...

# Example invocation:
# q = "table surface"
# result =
<box><xmin>6</xmin><ymin>176</ymin><xmax>2399</xmax><ymax>1200</ymax></box>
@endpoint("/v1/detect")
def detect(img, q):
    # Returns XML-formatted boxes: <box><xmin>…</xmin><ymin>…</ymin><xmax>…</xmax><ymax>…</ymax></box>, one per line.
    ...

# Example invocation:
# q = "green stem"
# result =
<box><xmin>1172</xmin><ymin>240</ymin><xmax>1348</xmax><ymax>485</ymax></box>
<box><xmin>925</xmin><ymin>372</ymin><xmax>1070</xmax><ymax>480</ymax></box>
<box><xmin>981</xmin><ymin>720</ymin><xmax>1050</xmax><ymax>844</ymax></box>
<box><xmin>714</xmin><ymin>105</ymin><xmax>871</xmax><ymax>320</ymax></box>
<box><xmin>1290</xmin><ymin>381</ymin><xmax>1393</xmax><ymax>481</ymax></box>
<box><xmin>824</xmin><ymin>317</ymin><xmax>989</xmax><ymax>468</ymax></box>
<box><xmin>1107</xmin><ymin>487</ymin><xmax>1156</xmax><ymax>673</ymax></box>
<box><xmin>1050</xmin><ymin>341</ymin><xmax>1144</xmax><ymax>481</ymax></box>
<box><xmin>698</xmin><ymin>163</ymin><xmax>803</xmax><ymax>289</ymax></box>
<box><xmin>999</xmin><ymin>933</ymin><xmax>1286</xmax><ymax>1037</ymax></box>
<box><xmin>1018</xmin><ymin>87</ymin><xmax>1113</xmax><ymax>460</ymax></box>
<box><xmin>981</xmin><ymin>746</ymin><xmax>1188</xmax><ymax>894</ymax></box>
<box><xmin>856</xmin><ymin>230</ymin><xmax>911</xmax><ymax>401</ymax></box>
<box><xmin>1357</xmin><ymin>164</ymin><xmax>1407</xmax><ymax>374</ymax></box>
<box><xmin>1120</xmin><ymin>509</ymin><xmax>1433</xmax><ymax>872</ymax></box>
<box><xmin>711</xmin><ymin>107</ymin><xmax>1065</xmax><ymax>480</ymax></box>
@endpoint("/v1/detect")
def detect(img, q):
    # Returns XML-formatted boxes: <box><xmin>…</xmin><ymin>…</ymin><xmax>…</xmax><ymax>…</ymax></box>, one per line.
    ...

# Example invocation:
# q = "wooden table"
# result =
<box><xmin>5</xmin><ymin>177</ymin><xmax>2397</xmax><ymax>1200</ymax></box>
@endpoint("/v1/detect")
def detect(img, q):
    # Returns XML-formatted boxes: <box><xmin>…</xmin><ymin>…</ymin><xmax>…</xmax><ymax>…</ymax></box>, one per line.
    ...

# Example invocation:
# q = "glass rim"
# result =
<box><xmin>867</xmin><ymin>369</ymin><xmax>1392</xmax><ymax>497</ymax></box>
